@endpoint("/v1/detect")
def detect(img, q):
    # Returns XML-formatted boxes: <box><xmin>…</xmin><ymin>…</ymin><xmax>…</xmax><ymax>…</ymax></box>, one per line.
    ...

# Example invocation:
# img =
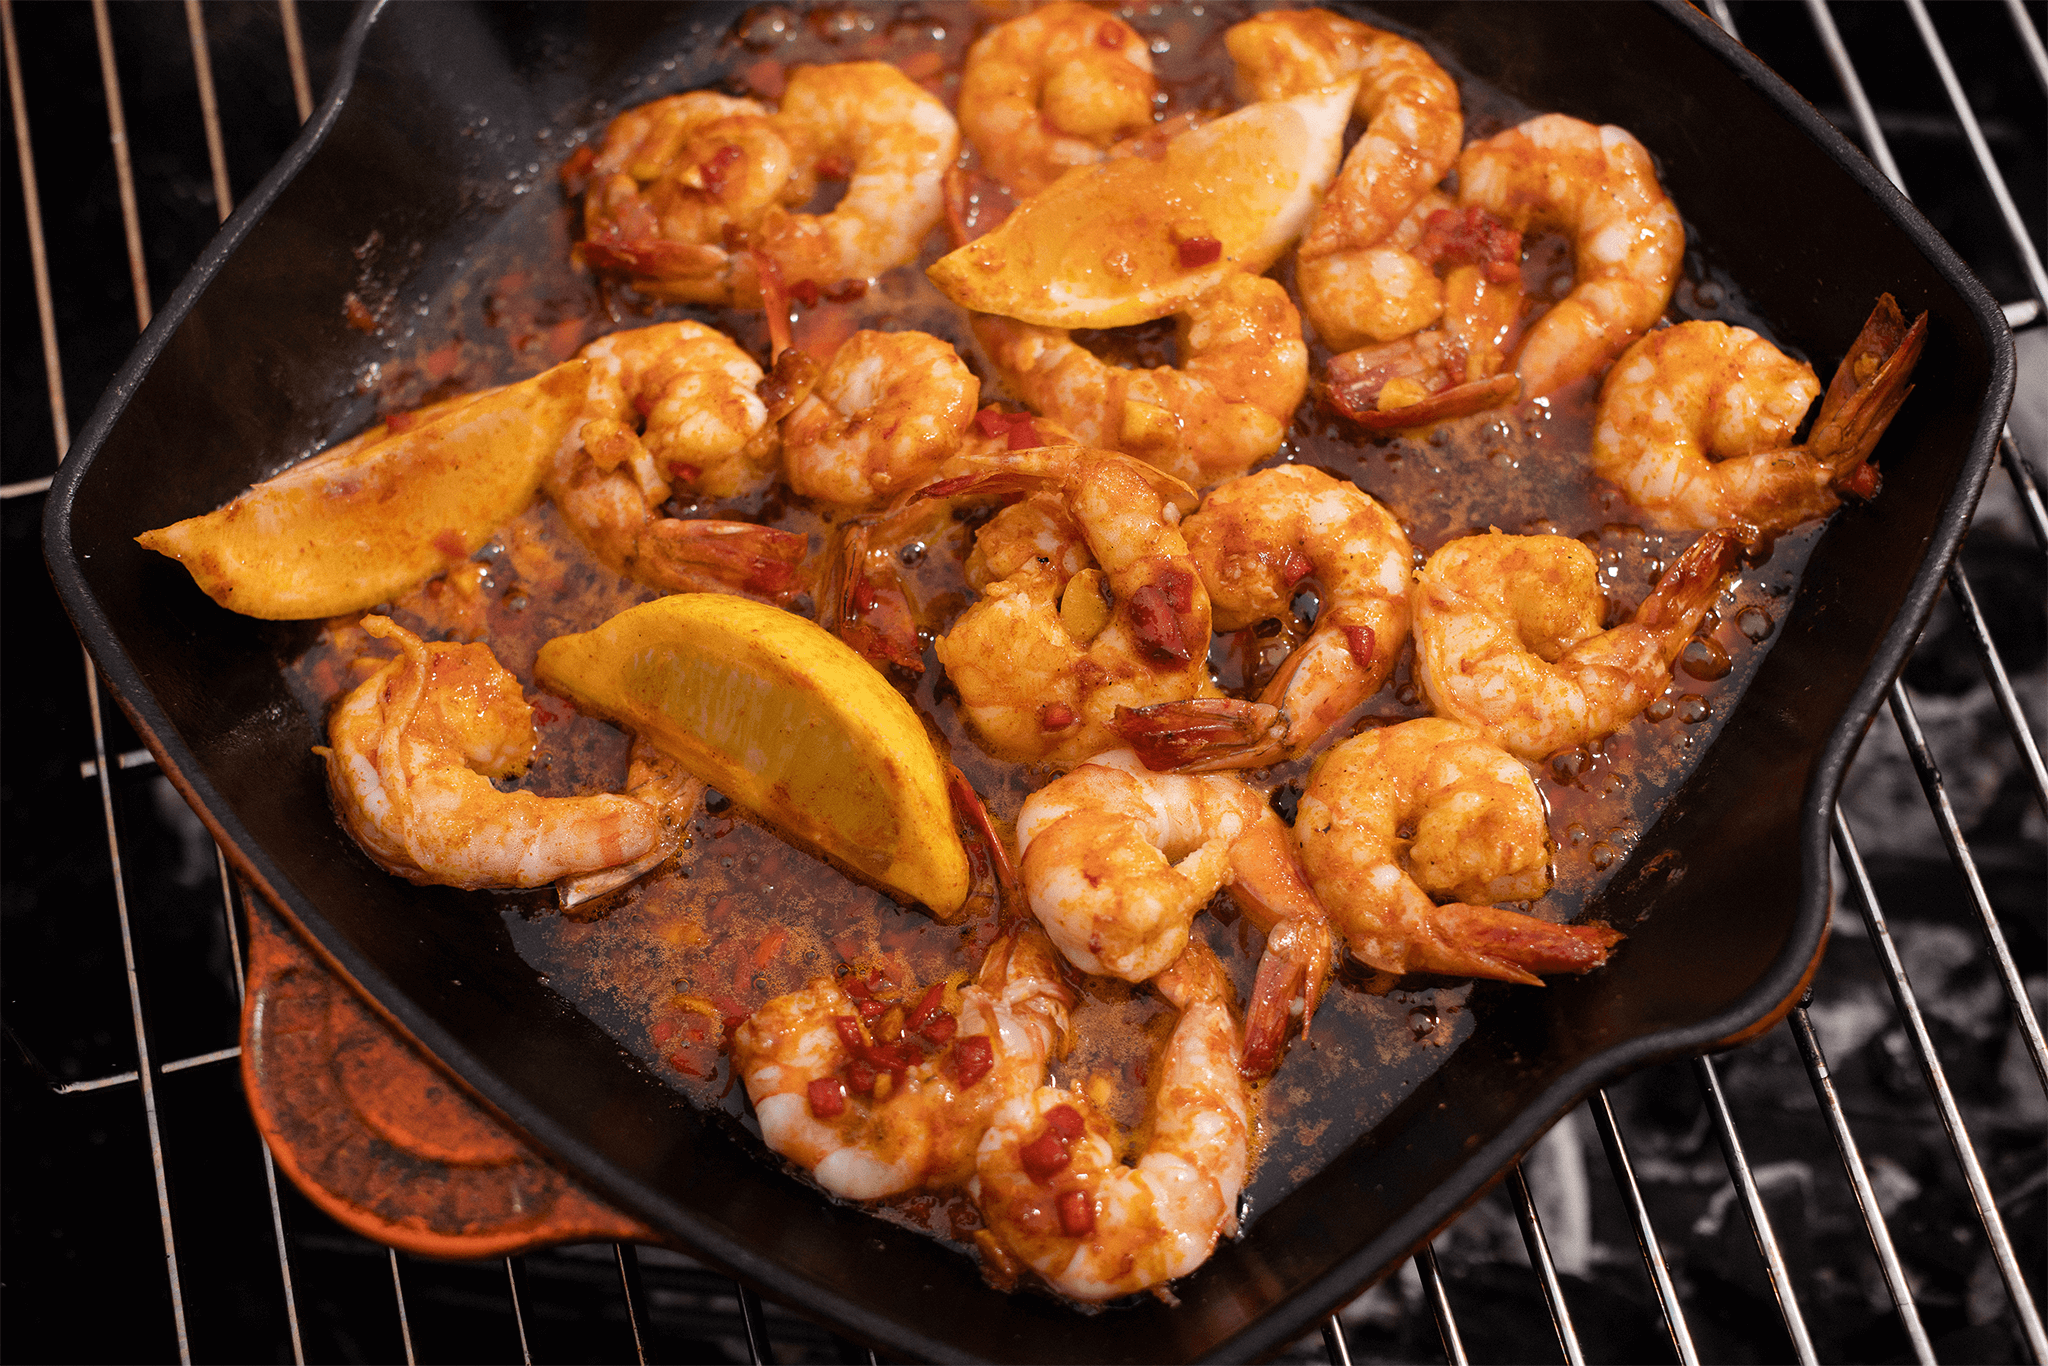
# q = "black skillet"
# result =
<box><xmin>42</xmin><ymin>2</ymin><xmax>2014</xmax><ymax>1359</ymax></box>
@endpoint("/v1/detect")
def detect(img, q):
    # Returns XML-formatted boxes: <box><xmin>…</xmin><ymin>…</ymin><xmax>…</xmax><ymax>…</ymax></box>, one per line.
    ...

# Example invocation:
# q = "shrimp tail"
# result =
<box><xmin>1809</xmin><ymin>294</ymin><xmax>1929</xmax><ymax>498</ymax></box>
<box><xmin>1225</xmin><ymin>818</ymin><xmax>1334</xmax><ymax>1078</ymax></box>
<box><xmin>1420</xmin><ymin>904</ymin><xmax>1624</xmax><ymax>984</ymax></box>
<box><xmin>1327</xmin><ymin>369</ymin><xmax>1520</xmax><ymax>431</ymax></box>
<box><xmin>638</xmin><ymin>519</ymin><xmax>807</xmax><ymax>601</ymax></box>
<box><xmin>950</xmin><ymin>763</ymin><xmax>1023</xmax><ymax>923</ymax></box>
<box><xmin>825</xmin><ymin>522</ymin><xmax>925</xmax><ymax>673</ymax></box>
<box><xmin>1111</xmin><ymin>698</ymin><xmax>1291</xmax><ymax>772</ymax></box>
<box><xmin>1634</xmin><ymin>528</ymin><xmax>1741</xmax><ymax>658</ymax></box>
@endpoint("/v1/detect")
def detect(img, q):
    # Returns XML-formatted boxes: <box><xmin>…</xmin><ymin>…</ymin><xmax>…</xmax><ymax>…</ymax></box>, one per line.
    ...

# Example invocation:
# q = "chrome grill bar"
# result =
<box><xmin>1507</xmin><ymin>1163</ymin><xmax>1588</xmax><ymax>1365</ymax></box>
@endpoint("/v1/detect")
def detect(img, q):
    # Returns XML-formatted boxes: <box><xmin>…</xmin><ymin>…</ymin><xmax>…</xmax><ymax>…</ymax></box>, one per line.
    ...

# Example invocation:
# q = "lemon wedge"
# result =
<box><xmin>535</xmin><ymin>595</ymin><xmax>971</xmax><ymax>918</ymax></box>
<box><xmin>926</xmin><ymin>82</ymin><xmax>1357</xmax><ymax>329</ymax></box>
<box><xmin>137</xmin><ymin>359</ymin><xmax>590</xmax><ymax>620</ymax></box>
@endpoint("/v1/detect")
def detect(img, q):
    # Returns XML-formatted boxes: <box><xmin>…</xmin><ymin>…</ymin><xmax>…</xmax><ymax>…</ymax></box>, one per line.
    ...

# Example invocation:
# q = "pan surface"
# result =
<box><xmin>43</xmin><ymin>2</ymin><xmax>2013</xmax><ymax>1359</ymax></box>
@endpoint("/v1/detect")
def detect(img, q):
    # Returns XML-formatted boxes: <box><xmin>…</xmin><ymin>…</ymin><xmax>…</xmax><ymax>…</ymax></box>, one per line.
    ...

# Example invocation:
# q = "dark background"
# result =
<box><xmin>4</xmin><ymin>3</ymin><xmax>2041</xmax><ymax>1362</ymax></box>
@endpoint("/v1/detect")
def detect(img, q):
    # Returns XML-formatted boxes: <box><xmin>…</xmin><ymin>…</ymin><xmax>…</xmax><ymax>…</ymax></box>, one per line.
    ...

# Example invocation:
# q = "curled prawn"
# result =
<box><xmin>1592</xmin><ymin>295</ymin><xmax>1928</xmax><ymax>536</ymax></box>
<box><xmin>322</xmin><ymin>617</ymin><xmax>683</xmax><ymax>893</ymax></box>
<box><xmin>549</xmin><ymin>323</ymin><xmax>805</xmax><ymax>600</ymax></box>
<box><xmin>1411</xmin><ymin>529</ymin><xmax>1740</xmax><ymax>760</ymax></box>
<box><xmin>782</xmin><ymin>329</ymin><xmax>980</xmax><ymax>507</ymax></box>
<box><xmin>1113</xmin><ymin>465</ymin><xmax>1414</xmax><ymax>770</ymax></box>
<box><xmin>970</xmin><ymin>938</ymin><xmax>1249</xmax><ymax>1302</ymax></box>
<box><xmin>1457</xmin><ymin>113</ymin><xmax>1684</xmax><ymax>400</ymax></box>
<box><xmin>958</xmin><ymin>2</ymin><xmax>1158</xmax><ymax>199</ymax></box>
<box><xmin>732</xmin><ymin>922</ymin><xmax>1074</xmax><ymax>1201</ymax></box>
<box><xmin>1295</xmin><ymin>717</ymin><xmax>1622</xmax><ymax>983</ymax></box>
<box><xmin>571</xmin><ymin>64</ymin><xmax>958</xmax><ymax>303</ymax></box>
<box><xmin>1014</xmin><ymin>749</ymin><xmax>1332</xmax><ymax>1077</ymax></box>
<box><xmin>972</xmin><ymin>272</ymin><xmax>1309</xmax><ymax>488</ymax></box>
<box><xmin>1224</xmin><ymin>11</ymin><xmax>1467</xmax><ymax>353</ymax></box>
<box><xmin>927</xmin><ymin>447</ymin><xmax>1215</xmax><ymax>768</ymax></box>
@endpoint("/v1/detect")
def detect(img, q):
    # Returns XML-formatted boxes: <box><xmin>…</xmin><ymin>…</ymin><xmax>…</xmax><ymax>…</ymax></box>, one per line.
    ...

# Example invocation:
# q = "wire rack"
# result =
<box><xmin>2</xmin><ymin>2</ymin><xmax>2041</xmax><ymax>1362</ymax></box>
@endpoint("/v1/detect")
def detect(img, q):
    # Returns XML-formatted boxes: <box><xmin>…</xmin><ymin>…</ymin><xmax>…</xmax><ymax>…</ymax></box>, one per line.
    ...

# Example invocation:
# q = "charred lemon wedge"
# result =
<box><xmin>535</xmin><ymin>595</ymin><xmax>971</xmax><ymax>918</ymax></box>
<box><xmin>137</xmin><ymin>359</ymin><xmax>590</xmax><ymax>620</ymax></box>
<box><xmin>926</xmin><ymin>83</ymin><xmax>1357</xmax><ymax>329</ymax></box>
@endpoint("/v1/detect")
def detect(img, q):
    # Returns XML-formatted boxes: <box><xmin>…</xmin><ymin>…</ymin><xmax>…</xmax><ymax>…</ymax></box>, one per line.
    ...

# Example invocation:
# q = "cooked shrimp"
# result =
<box><xmin>1225</xmin><ymin>11</ymin><xmax>1467</xmax><ymax>355</ymax></box>
<box><xmin>1411</xmin><ymin>529</ymin><xmax>1740</xmax><ymax>760</ymax></box>
<box><xmin>928</xmin><ymin>448</ymin><xmax>1215</xmax><ymax>768</ymax></box>
<box><xmin>1457</xmin><ymin>113</ymin><xmax>1684</xmax><ymax>399</ymax></box>
<box><xmin>1592</xmin><ymin>295</ymin><xmax>1928</xmax><ymax>536</ymax></box>
<box><xmin>580</xmin><ymin>321</ymin><xmax>781</xmax><ymax>498</ymax></box>
<box><xmin>1015</xmin><ymin>749</ymin><xmax>1332</xmax><ymax>1077</ymax></box>
<box><xmin>756</xmin><ymin>62</ymin><xmax>959</xmax><ymax>291</ymax></box>
<box><xmin>571</xmin><ymin>91</ymin><xmax>799</xmax><ymax>304</ymax></box>
<box><xmin>782</xmin><ymin>329</ymin><xmax>980</xmax><ymax>507</ymax></box>
<box><xmin>1113</xmin><ymin>466</ymin><xmax>1413</xmax><ymax>770</ymax></box>
<box><xmin>1294</xmin><ymin>718</ymin><xmax>1623</xmax><ymax>983</ymax></box>
<box><xmin>972</xmin><ymin>272</ymin><xmax>1308</xmax><ymax>488</ymax></box>
<box><xmin>572</xmin><ymin>64</ymin><xmax>958</xmax><ymax>303</ymax></box>
<box><xmin>322</xmin><ymin>617</ymin><xmax>667</xmax><ymax>890</ymax></box>
<box><xmin>732</xmin><ymin>922</ymin><xmax>1075</xmax><ymax>1201</ymax></box>
<box><xmin>958</xmin><ymin>2</ymin><xmax>1157</xmax><ymax>199</ymax></box>
<box><xmin>1320</xmin><ymin>202</ymin><xmax>1526</xmax><ymax>429</ymax></box>
<box><xmin>545</xmin><ymin>324</ymin><xmax>805</xmax><ymax>599</ymax></box>
<box><xmin>970</xmin><ymin>938</ymin><xmax>1249</xmax><ymax>1302</ymax></box>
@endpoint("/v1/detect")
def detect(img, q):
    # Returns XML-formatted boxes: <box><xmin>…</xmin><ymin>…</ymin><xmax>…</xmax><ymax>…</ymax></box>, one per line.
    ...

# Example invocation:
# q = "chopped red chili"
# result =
<box><xmin>1057</xmin><ymin>1189</ymin><xmax>1096</xmax><ymax>1236</ymax></box>
<box><xmin>1125</xmin><ymin>583</ymin><xmax>1190</xmax><ymax>663</ymax></box>
<box><xmin>699</xmin><ymin>143</ymin><xmax>744</xmax><ymax>196</ymax></box>
<box><xmin>856</xmin><ymin>998</ymin><xmax>885</xmax><ymax>1024</ymax></box>
<box><xmin>1176</xmin><ymin>236</ymin><xmax>1224</xmax><ymax>268</ymax></box>
<box><xmin>1281</xmin><ymin>548</ymin><xmax>1315</xmax><ymax>586</ymax></box>
<box><xmin>848</xmin><ymin>1059</ymin><xmax>877</xmax><ymax>1093</ymax></box>
<box><xmin>1044</xmin><ymin>1103</ymin><xmax>1085</xmax><ymax>1139</ymax></box>
<box><xmin>833</xmin><ymin>1015</ymin><xmax>866</xmax><ymax>1051</ymax></box>
<box><xmin>666</xmin><ymin>462</ymin><xmax>701</xmax><ymax>485</ymax></box>
<box><xmin>919</xmin><ymin>1013</ymin><xmax>957</xmax><ymax>1045</ymax></box>
<box><xmin>1161</xmin><ymin>567</ymin><xmax>1194</xmax><ymax>613</ymax></box>
<box><xmin>906</xmin><ymin>982</ymin><xmax>947</xmax><ymax>1031</ymax></box>
<box><xmin>1041</xmin><ymin>703</ymin><xmax>1076</xmax><ymax>730</ymax></box>
<box><xmin>1020</xmin><ymin>1129</ymin><xmax>1071</xmax><ymax>1183</ymax></box>
<box><xmin>952</xmin><ymin>1034</ymin><xmax>994</xmax><ymax>1087</ymax></box>
<box><xmin>807</xmin><ymin>1076</ymin><xmax>847</xmax><ymax>1118</ymax></box>
<box><xmin>822</xmin><ymin>278</ymin><xmax>868</xmax><ymax>302</ymax></box>
<box><xmin>1342</xmin><ymin>624</ymin><xmax>1377</xmax><ymax>670</ymax></box>
<box><xmin>790</xmin><ymin>279</ymin><xmax>821</xmax><ymax>308</ymax></box>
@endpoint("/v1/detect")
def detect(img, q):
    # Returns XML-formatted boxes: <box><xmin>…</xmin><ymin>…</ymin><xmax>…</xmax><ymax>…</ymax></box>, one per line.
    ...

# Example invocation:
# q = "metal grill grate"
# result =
<box><xmin>3</xmin><ymin>3</ymin><xmax>2041</xmax><ymax>1362</ymax></box>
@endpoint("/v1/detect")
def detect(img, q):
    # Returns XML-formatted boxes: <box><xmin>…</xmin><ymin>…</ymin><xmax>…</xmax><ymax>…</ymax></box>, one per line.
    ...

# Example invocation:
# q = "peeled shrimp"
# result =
<box><xmin>572</xmin><ymin>91</ymin><xmax>799</xmax><ymax>303</ymax></box>
<box><xmin>1592</xmin><ymin>295</ymin><xmax>1928</xmax><ymax>536</ymax></box>
<box><xmin>958</xmin><ymin>2</ymin><xmax>1157</xmax><ymax>199</ymax></box>
<box><xmin>1114</xmin><ymin>466</ymin><xmax>1414</xmax><ymax>770</ymax></box>
<box><xmin>757</xmin><ymin>62</ymin><xmax>959</xmax><ymax>290</ymax></box>
<box><xmin>322</xmin><ymin>617</ymin><xmax>671</xmax><ymax>891</ymax></box>
<box><xmin>1295</xmin><ymin>717</ymin><xmax>1622</xmax><ymax>983</ymax></box>
<box><xmin>1224</xmin><ymin>11</ymin><xmax>1466</xmax><ymax>354</ymax></box>
<box><xmin>1320</xmin><ymin>199</ymin><xmax>1526</xmax><ymax>428</ymax></box>
<box><xmin>573</xmin><ymin>64</ymin><xmax>957</xmax><ymax>303</ymax></box>
<box><xmin>547</xmin><ymin>323</ymin><xmax>805</xmax><ymax>599</ymax></box>
<box><xmin>1015</xmin><ymin>749</ymin><xmax>1332</xmax><ymax>1077</ymax></box>
<box><xmin>972</xmin><ymin>272</ymin><xmax>1308</xmax><ymax>488</ymax></box>
<box><xmin>732</xmin><ymin>922</ymin><xmax>1074</xmax><ymax>1200</ymax></box>
<box><xmin>1411</xmin><ymin>529</ymin><xmax>1740</xmax><ymax>760</ymax></box>
<box><xmin>971</xmin><ymin>939</ymin><xmax>1249</xmax><ymax>1302</ymax></box>
<box><xmin>782</xmin><ymin>329</ymin><xmax>980</xmax><ymax>507</ymax></box>
<box><xmin>928</xmin><ymin>448</ymin><xmax>1214</xmax><ymax>768</ymax></box>
<box><xmin>1457</xmin><ymin>114</ymin><xmax>1684</xmax><ymax>399</ymax></box>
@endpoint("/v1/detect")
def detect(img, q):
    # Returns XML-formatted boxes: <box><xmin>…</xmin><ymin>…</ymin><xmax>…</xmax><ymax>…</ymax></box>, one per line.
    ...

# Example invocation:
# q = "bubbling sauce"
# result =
<box><xmin>284</xmin><ymin>1</ymin><xmax>1828</xmax><ymax>1274</ymax></box>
